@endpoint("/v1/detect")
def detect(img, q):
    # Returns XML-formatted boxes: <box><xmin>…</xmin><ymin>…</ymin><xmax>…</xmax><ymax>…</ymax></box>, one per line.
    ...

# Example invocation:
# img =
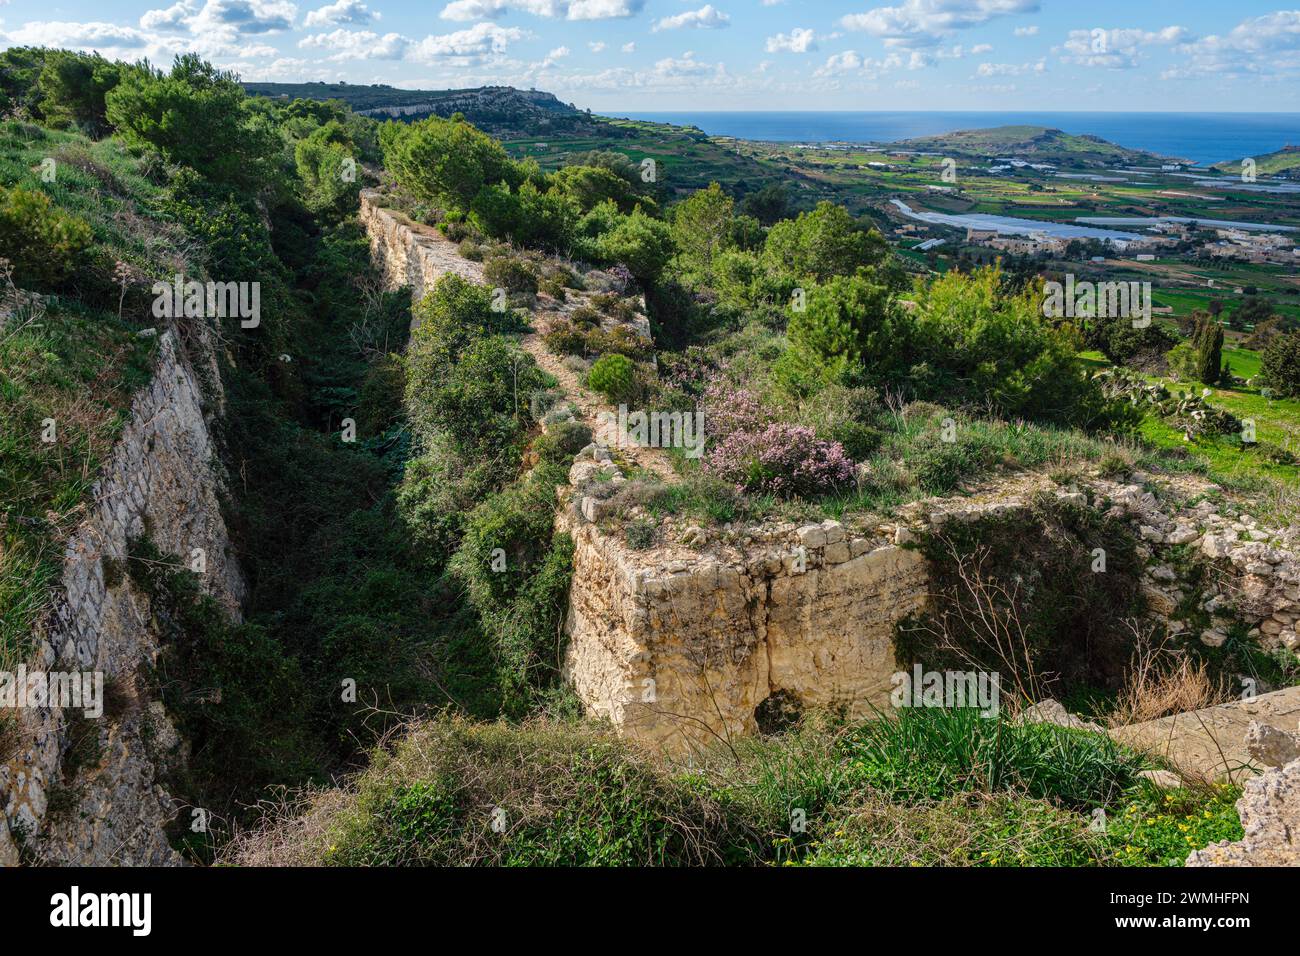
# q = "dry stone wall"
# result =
<box><xmin>0</xmin><ymin>324</ymin><xmax>244</xmax><ymax>866</ymax></box>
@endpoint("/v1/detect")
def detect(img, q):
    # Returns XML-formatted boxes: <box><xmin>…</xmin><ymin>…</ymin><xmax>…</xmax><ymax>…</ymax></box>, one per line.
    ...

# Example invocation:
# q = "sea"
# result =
<box><xmin>616</xmin><ymin>111</ymin><xmax>1300</xmax><ymax>167</ymax></box>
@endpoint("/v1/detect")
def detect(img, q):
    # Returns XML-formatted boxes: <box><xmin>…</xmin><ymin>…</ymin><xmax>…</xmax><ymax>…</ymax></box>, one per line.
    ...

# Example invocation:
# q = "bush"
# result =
<box><xmin>236</xmin><ymin>717</ymin><xmax>757</xmax><ymax>866</ymax></box>
<box><xmin>0</xmin><ymin>186</ymin><xmax>92</xmax><ymax>287</ymax></box>
<box><xmin>294</xmin><ymin>121</ymin><xmax>360</xmax><ymax>212</ymax></box>
<box><xmin>533</xmin><ymin>420</ymin><xmax>592</xmax><ymax>464</ymax></box>
<box><xmin>763</xmin><ymin>201</ymin><xmax>887</xmax><ymax>284</ymax></box>
<box><xmin>1260</xmin><ymin>331</ymin><xmax>1300</xmax><ymax>397</ymax></box>
<box><xmin>106</xmin><ymin>54</ymin><xmax>277</xmax><ymax>190</ymax></box>
<box><xmin>706</xmin><ymin>422</ymin><xmax>856</xmax><ymax>498</ymax></box>
<box><xmin>780</xmin><ymin>274</ymin><xmax>906</xmax><ymax>392</ymax></box>
<box><xmin>483</xmin><ymin>255</ymin><xmax>538</xmax><ymax>296</ymax></box>
<box><xmin>407</xmin><ymin>335</ymin><xmax>550</xmax><ymax>461</ymax></box>
<box><xmin>585</xmin><ymin>353</ymin><xmax>639</xmax><ymax>404</ymax></box>
<box><xmin>382</xmin><ymin>114</ymin><xmax>516</xmax><ymax>213</ymax></box>
<box><xmin>1088</xmin><ymin>316</ymin><xmax>1178</xmax><ymax>369</ymax></box>
<box><xmin>840</xmin><ymin>708</ymin><xmax>1145</xmax><ymax>812</ymax></box>
<box><xmin>591</xmin><ymin>208</ymin><xmax>674</xmax><ymax>283</ymax></box>
<box><xmin>897</xmin><ymin>497</ymin><xmax>1146</xmax><ymax>701</ymax></box>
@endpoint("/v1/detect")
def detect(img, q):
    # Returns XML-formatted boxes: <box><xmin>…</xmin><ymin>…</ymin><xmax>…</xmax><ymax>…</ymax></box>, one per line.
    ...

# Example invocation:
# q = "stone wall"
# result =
<box><xmin>0</xmin><ymin>324</ymin><xmax>245</xmax><ymax>866</ymax></box>
<box><xmin>559</xmin><ymin>451</ymin><xmax>929</xmax><ymax>756</ymax></box>
<box><xmin>360</xmin><ymin>189</ymin><xmax>486</xmax><ymax>305</ymax></box>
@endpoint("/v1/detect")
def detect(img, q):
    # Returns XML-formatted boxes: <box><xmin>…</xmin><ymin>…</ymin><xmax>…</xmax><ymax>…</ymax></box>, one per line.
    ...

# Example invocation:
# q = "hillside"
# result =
<box><xmin>243</xmin><ymin>81</ymin><xmax>616</xmax><ymax>138</ymax></box>
<box><xmin>901</xmin><ymin>124</ymin><xmax>1166</xmax><ymax>167</ymax></box>
<box><xmin>1212</xmin><ymin>144</ymin><xmax>1300</xmax><ymax>177</ymax></box>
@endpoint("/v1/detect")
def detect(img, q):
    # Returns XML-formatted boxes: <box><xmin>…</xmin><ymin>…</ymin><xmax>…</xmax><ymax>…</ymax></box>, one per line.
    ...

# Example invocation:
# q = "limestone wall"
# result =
<box><xmin>559</xmin><ymin>462</ymin><xmax>928</xmax><ymax>755</ymax></box>
<box><xmin>0</xmin><ymin>325</ymin><xmax>245</xmax><ymax>866</ymax></box>
<box><xmin>360</xmin><ymin>189</ymin><xmax>486</xmax><ymax>304</ymax></box>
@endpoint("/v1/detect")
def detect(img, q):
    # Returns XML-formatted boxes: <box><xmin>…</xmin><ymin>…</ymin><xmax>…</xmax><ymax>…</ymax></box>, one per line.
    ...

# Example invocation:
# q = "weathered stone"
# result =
<box><xmin>1246</xmin><ymin>720</ymin><xmax>1300</xmax><ymax>768</ymax></box>
<box><xmin>1138</xmin><ymin>769</ymin><xmax>1184</xmax><ymax>790</ymax></box>
<box><xmin>1</xmin><ymin>328</ymin><xmax>244</xmax><ymax>867</ymax></box>
<box><xmin>1016</xmin><ymin>699</ymin><xmax>1105</xmax><ymax>733</ymax></box>
<box><xmin>1187</xmin><ymin>757</ymin><xmax>1300</xmax><ymax>866</ymax></box>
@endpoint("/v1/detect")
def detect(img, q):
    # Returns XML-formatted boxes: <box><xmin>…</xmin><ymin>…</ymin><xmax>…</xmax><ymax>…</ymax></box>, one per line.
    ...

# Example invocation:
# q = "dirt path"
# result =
<box><xmin>520</xmin><ymin>322</ymin><xmax>677</xmax><ymax>481</ymax></box>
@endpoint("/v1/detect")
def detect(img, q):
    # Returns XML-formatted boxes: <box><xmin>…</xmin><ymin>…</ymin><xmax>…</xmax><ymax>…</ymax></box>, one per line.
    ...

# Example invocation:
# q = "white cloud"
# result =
<box><xmin>1</xmin><ymin>16</ymin><xmax>278</xmax><ymax>61</ymax></box>
<box><xmin>653</xmin><ymin>4</ymin><xmax>729</xmax><ymax>32</ymax></box>
<box><xmin>4</xmin><ymin>20</ymin><xmax>154</xmax><ymax>49</ymax></box>
<box><xmin>140</xmin><ymin>1</ymin><xmax>198</xmax><ymax>31</ymax></box>
<box><xmin>299</xmin><ymin>28</ymin><xmax>410</xmax><ymax>59</ymax></box>
<box><xmin>814</xmin><ymin>48</ymin><xmax>923</xmax><ymax>78</ymax></box>
<box><xmin>439</xmin><ymin>0</ymin><xmax>643</xmax><ymax>21</ymax></box>
<box><xmin>298</xmin><ymin>21</ymin><xmax>525</xmax><ymax>62</ymax></box>
<box><xmin>541</xmin><ymin>44</ymin><xmax>570</xmax><ymax>66</ymax></box>
<box><xmin>1062</xmin><ymin>25</ymin><xmax>1188</xmax><ymax>69</ymax></box>
<box><xmin>185</xmin><ymin>0</ymin><xmax>297</xmax><ymax>35</ymax></box>
<box><xmin>1013</xmin><ymin>25</ymin><xmax>1037</xmax><ymax>37</ymax></box>
<box><xmin>1165</xmin><ymin>11</ymin><xmax>1300</xmax><ymax>79</ymax></box>
<box><xmin>840</xmin><ymin>0</ymin><xmax>1039</xmax><ymax>47</ymax></box>
<box><xmin>588</xmin><ymin>40</ymin><xmax>605</xmax><ymax>51</ymax></box>
<box><xmin>621</xmin><ymin>40</ymin><xmax>635</xmax><ymax>52</ymax></box>
<box><xmin>413</xmin><ymin>22</ymin><xmax>526</xmax><ymax>59</ymax></box>
<box><xmin>765</xmin><ymin>27</ymin><xmax>816</xmax><ymax>53</ymax></box>
<box><xmin>304</xmin><ymin>0</ymin><xmax>375</xmax><ymax>27</ymax></box>
<box><xmin>976</xmin><ymin>58</ymin><xmax>1044</xmax><ymax>76</ymax></box>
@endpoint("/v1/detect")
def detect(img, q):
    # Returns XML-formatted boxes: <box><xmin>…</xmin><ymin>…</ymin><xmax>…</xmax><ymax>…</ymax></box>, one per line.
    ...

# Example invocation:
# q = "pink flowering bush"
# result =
<box><xmin>701</xmin><ymin>381</ymin><xmax>856</xmax><ymax>498</ymax></box>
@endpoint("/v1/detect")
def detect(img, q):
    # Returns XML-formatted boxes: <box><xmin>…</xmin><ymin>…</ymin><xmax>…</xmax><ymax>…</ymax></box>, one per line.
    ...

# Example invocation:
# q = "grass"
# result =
<box><xmin>222</xmin><ymin>707</ymin><xmax>1241</xmax><ymax>868</ymax></box>
<box><xmin>0</xmin><ymin>297</ymin><xmax>153</xmax><ymax>668</ymax></box>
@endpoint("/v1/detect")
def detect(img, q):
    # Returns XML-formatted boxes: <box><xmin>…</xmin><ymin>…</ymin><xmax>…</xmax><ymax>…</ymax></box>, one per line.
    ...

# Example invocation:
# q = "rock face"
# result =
<box><xmin>1187</xmin><ymin>757</ymin><xmax>1300</xmax><ymax>867</ymax></box>
<box><xmin>360</xmin><ymin>190</ymin><xmax>486</xmax><ymax>306</ymax></box>
<box><xmin>0</xmin><ymin>328</ymin><xmax>244</xmax><ymax>866</ymax></box>
<box><xmin>1112</xmin><ymin>686</ymin><xmax>1300</xmax><ymax>782</ymax></box>
<box><xmin>559</xmin><ymin>507</ymin><xmax>928</xmax><ymax>755</ymax></box>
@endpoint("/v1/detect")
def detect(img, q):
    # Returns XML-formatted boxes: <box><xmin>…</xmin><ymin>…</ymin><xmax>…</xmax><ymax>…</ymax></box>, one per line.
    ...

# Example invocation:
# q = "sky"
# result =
<box><xmin>1</xmin><ymin>0</ymin><xmax>1299</xmax><ymax>111</ymax></box>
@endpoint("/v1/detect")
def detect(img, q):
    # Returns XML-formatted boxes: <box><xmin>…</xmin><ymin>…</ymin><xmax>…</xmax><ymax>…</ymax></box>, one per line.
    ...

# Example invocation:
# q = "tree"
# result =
<box><xmin>106</xmin><ymin>54</ymin><xmax>278</xmax><ymax>189</ymax></box>
<box><xmin>592</xmin><ymin>207</ymin><xmax>675</xmax><ymax>283</ymax></box>
<box><xmin>1190</xmin><ymin>313</ymin><xmax>1224</xmax><ymax>385</ymax></box>
<box><xmin>295</xmin><ymin>121</ymin><xmax>360</xmax><ymax>212</ymax></box>
<box><xmin>763</xmin><ymin>201</ymin><xmax>887</xmax><ymax>283</ymax></box>
<box><xmin>1260</xmin><ymin>331</ymin><xmax>1300</xmax><ymax>398</ymax></box>
<box><xmin>739</xmin><ymin>182</ymin><xmax>790</xmax><ymax>225</ymax></box>
<box><xmin>548</xmin><ymin>164</ymin><xmax>642</xmax><ymax>214</ymax></box>
<box><xmin>37</xmin><ymin>51</ymin><xmax>125</xmax><ymax>136</ymax></box>
<box><xmin>383</xmin><ymin>114</ymin><xmax>516</xmax><ymax>213</ymax></box>
<box><xmin>671</xmin><ymin>182</ymin><xmax>734</xmax><ymax>281</ymax></box>
<box><xmin>780</xmin><ymin>274</ymin><xmax>904</xmax><ymax>391</ymax></box>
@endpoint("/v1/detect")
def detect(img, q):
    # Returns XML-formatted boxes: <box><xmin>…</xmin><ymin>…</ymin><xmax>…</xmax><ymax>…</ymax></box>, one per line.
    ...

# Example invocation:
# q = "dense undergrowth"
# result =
<box><xmin>221</xmin><ymin>709</ymin><xmax>1241</xmax><ymax>868</ymax></box>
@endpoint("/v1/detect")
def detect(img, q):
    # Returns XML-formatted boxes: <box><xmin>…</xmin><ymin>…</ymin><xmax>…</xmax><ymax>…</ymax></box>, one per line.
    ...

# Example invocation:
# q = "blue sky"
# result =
<box><xmin>1</xmin><ymin>0</ymin><xmax>1298</xmax><ymax>110</ymax></box>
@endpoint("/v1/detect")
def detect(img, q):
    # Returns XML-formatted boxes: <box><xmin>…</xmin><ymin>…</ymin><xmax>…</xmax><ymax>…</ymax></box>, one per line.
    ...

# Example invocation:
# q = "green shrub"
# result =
<box><xmin>407</xmin><ymin>334</ymin><xmax>550</xmax><ymax>460</ymax></box>
<box><xmin>262</xmin><ymin>717</ymin><xmax>758</xmax><ymax>866</ymax></box>
<box><xmin>483</xmin><ymin>255</ymin><xmax>539</xmax><ymax>295</ymax></box>
<box><xmin>897</xmin><ymin>496</ymin><xmax>1146</xmax><ymax>700</ymax></box>
<box><xmin>762</xmin><ymin>200</ymin><xmax>887</xmax><ymax>284</ymax></box>
<box><xmin>533</xmin><ymin>420</ymin><xmax>592</xmax><ymax>464</ymax></box>
<box><xmin>585</xmin><ymin>353</ymin><xmax>638</xmax><ymax>404</ymax></box>
<box><xmin>1260</xmin><ymin>331</ymin><xmax>1300</xmax><ymax>397</ymax></box>
<box><xmin>382</xmin><ymin>114</ymin><xmax>516</xmax><ymax>213</ymax></box>
<box><xmin>106</xmin><ymin>54</ymin><xmax>277</xmax><ymax>190</ymax></box>
<box><xmin>591</xmin><ymin>208</ymin><xmax>674</xmax><ymax>283</ymax></box>
<box><xmin>0</xmin><ymin>185</ymin><xmax>93</xmax><ymax>287</ymax></box>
